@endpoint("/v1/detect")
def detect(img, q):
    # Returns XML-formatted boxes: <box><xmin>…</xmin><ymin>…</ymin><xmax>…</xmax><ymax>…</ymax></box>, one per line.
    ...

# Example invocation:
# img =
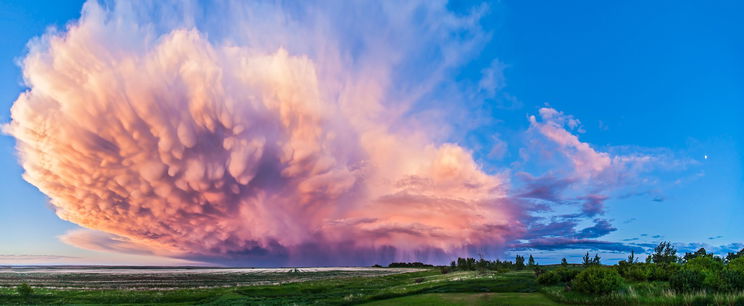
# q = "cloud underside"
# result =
<box><xmin>5</xmin><ymin>1</ymin><xmax>682</xmax><ymax>265</ymax></box>
<box><xmin>7</xmin><ymin>1</ymin><xmax>527</xmax><ymax>266</ymax></box>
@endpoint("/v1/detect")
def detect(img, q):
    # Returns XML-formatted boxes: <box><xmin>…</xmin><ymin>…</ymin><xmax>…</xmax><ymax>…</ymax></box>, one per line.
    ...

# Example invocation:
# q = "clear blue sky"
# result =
<box><xmin>0</xmin><ymin>0</ymin><xmax>742</xmax><ymax>265</ymax></box>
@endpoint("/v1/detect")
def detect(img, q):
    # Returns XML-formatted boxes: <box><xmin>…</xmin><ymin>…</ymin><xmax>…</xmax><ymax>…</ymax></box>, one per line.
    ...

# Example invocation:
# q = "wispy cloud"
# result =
<box><xmin>0</xmin><ymin>254</ymin><xmax>79</xmax><ymax>261</ymax></box>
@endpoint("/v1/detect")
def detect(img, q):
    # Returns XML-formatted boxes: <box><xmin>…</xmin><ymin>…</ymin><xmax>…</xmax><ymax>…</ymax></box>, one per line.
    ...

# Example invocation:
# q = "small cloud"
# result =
<box><xmin>652</xmin><ymin>235</ymin><xmax>662</xmax><ymax>239</ymax></box>
<box><xmin>510</xmin><ymin>237</ymin><xmax>643</xmax><ymax>253</ymax></box>
<box><xmin>623</xmin><ymin>218</ymin><xmax>637</xmax><ymax>224</ymax></box>
<box><xmin>574</xmin><ymin>219</ymin><xmax>616</xmax><ymax>239</ymax></box>
<box><xmin>652</xmin><ymin>196</ymin><xmax>665</xmax><ymax>202</ymax></box>
<box><xmin>708</xmin><ymin>235</ymin><xmax>723</xmax><ymax>240</ymax></box>
<box><xmin>598</xmin><ymin>120</ymin><xmax>608</xmax><ymax>131</ymax></box>
<box><xmin>488</xmin><ymin>135</ymin><xmax>508</xmax><ymax>160</ymax></box>
<box><xmin>640</xmin><ymin>234</ymin><xmax>648</xmax><ymax>237</ymax></box>
<box><xmin>479</xmin><ymin>59</ymin><xmax>507</xmax><ymax>97</ymax></box>
<box><xmin>622</xmin><ymin>238</ymin><xmax>639</xmax><ymax>242</ymax></box>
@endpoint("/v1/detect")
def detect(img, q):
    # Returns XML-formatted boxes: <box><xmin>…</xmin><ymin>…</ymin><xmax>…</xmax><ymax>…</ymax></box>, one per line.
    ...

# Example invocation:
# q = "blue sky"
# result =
<box><xmin>0</xmin><ymin>0</ymin><xmax>742</xmax><ymax>266</ymax></box>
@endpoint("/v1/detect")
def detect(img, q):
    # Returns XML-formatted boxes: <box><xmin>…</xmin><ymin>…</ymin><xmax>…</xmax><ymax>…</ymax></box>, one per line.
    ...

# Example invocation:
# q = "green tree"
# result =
<box><xmin>627</xmin><ymin>250</ymin><xmax>636</xmax><ymax>264</ymax></box>
<box><xmin>651</xmin><ymin>241</ymin><xmax>678</xmax><ymax>264</ymax></box>
<box><xmin>561</xmin><ymin>257</ymin><xmax>568</xmax><ymax>267</ymax></box>
<box><xmin>582</xmin><ymin>252</ymin><xmax>592</xmax><ymax>267</ymax></box>
<box><xmin>683</xmin><ymin>247</ymin><xmax>713</xmax><ymax>262</ymax></box>
<box><xmin>515</xmin><ymin>255</ymin><xmax>525</xmax><ymax>270</ymax></box>
<box><xmin>528</xmin><ymin>254</ymin><xmax>536</xmax><ymax>267</ymax></box>
<box><xmin>593</xmin><ymin>253</ymin><xmax>601</xmax><ymax>265</ymax></box>
<box><xmin>726</xmin><ymin>248</ymin><xmax>744</xmax><ymax>262</ymax></box>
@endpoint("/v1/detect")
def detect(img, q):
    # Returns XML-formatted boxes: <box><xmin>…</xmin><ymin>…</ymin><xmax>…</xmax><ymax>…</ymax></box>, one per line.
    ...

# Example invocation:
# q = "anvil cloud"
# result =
<box><xmin>5</xmin><ymin>0</ymin><xmax>526</xmax><ymax>266</ymax></box>
<box><xmin>5</xmin><ymin>0</ymin><xmax>687</xmax><ymax>266</ymax></box>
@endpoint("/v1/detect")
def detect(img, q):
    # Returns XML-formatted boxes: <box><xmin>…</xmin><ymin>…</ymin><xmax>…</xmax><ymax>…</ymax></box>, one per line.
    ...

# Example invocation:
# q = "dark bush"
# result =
<box><xmin>556</xmin><ymin>268</ymin><xmax>580</xmax><ymax>283</ymax></box>
<box><xmin>537</xmin><ymin>270</ymin><xmax>561</xmax><ymax>285</ymax></box>
<box><xmin>17</xmin><ymin>283</ymin><xmax>32</xmax><ymax>298</ymax></box>
<box><xmin>714</xmin><ymin>269</ymin><xmax>744</xmax><ymax>292</ymax></box>
<box><xmin>670</xmin><ymin>269</ymin><xmax>706</xmax><ymax>293</ymax></box>
<box><xmin>624</xmin><ymin>264</ymin><xmax>650</xmax><ymax>281</ymax></box>
<box><xmin>388</xmin><ymin>262</ymin><xmax>433</xmax><ymax>268</ymax></box>
<box><xmin>533</xmin><ymin>266</ymin><xmax>546</xmax><ymax>277</ymax></box>
<box><xmin>691</xmin><ymin>296</ymin><xmax>714</xmax><ymax>306</ymax></box>
<box><xmin>648</xmin><ymin>263</ymin><xmax>680</xmax><ymax>281</ymax></box>
<box><xmin>571</xmin><ymin>267</ymin><xmax>623</xmax><ymax>295</ymax></box>
<box><xmin>735</xmin><ymin>296</ymin><xmax>744</xmax><ymax>306</ymax></box>
<box><xmin>439</xmin><ymin>266</ymin><xmax>451</xmax><ymax>274</ymax></box>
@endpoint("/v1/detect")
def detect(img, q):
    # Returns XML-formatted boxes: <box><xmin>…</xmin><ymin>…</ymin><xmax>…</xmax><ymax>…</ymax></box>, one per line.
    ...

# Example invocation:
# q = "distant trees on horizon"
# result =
<box><xmin>381</xmin><ymin>242</ymin><xmax>744</xmax><ymax>272</ymax></box>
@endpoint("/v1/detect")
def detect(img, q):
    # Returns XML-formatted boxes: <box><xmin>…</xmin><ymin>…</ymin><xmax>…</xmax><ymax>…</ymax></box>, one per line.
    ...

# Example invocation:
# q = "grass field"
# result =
<box><xmin>9</xmin><ymin>266</ymin><xmax>744</xmax><ymax>305</ymax></box>
<box><xmin>362</xmin><ymin>293</ymin><xmax>559</xmax><ymax>305</ymax></box>
<box><xmin>0</xmin><ymin>267</ymin><xmax>415</xmax><ymax>290</ymax></box>
<box><xmin>0</xmin><ymin>268</ymin><xmax>547</xmax><ymax>305</ymax></box>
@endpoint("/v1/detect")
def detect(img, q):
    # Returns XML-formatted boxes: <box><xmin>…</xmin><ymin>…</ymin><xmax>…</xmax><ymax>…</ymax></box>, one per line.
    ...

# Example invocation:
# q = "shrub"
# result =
<box><xmin>714</xmin><ymin>269</ymin><xmax>744</xmax><ymax>292</ymax></box>
<box><xmin>648</xmin><ymin>263</ymin><xmax>680</xmax><ymax>281</ymax></box>
<box><xmin>571</xmin><ymin>267</ymin><xmax>623</xmax><ymax>295</ymax></box>
<box><xmin>669</xmin><ymin>269</ymin><xmax>705</xmax><ymax>293</ymax></box>
<box><xmin>729</xmin><ymin>257</ymin><xmax>744</xmax><ymax>273</ymax></box>
<box><xmin>685</xmin><ymin>256</ymin><xmax>724</xmax><ymax>272</ymax></box>
<box><xmin>556</xmin><ymin>268</ymin><xmax>580</xmax><ymax>283</ymax></box>
<box><xmin>537</xmin><ymin>270</ymin><xmax>561</xmax><ymax>285</ymax></box>
<box><xmin>624</xmin><ymin>264</ymin><xmax>650</xmax><ymax>281</ymax></box>
<box><xmin>691</xmin><ymin>296</ymin><xmax>714</xmax><ymax>306</ymax></box>
<box><xmin>617</xmin><ymin>261</ymin><xmax>650</xmax><ymax>281</ymax></box>
<box><xmin>684</xmin><ymin>256</ymin><xmax>724</xmax><ymax>289</ymax></box>
<box><xmin>17</xmin><ymin>283</ymin><xmax>32</xmax><ymax>298</ymax></box>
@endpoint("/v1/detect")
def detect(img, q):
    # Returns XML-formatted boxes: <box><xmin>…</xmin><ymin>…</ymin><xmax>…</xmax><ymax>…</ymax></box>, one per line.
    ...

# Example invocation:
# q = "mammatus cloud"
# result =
<box><xmin>5</xmin><ymin>1</ymin><xmax>694</xmax><ymax>265</ymax></box>
<box><xmin>5</xmin><ymin>0</ymin><xmax>525</xmax><ymax>266</ymax></box>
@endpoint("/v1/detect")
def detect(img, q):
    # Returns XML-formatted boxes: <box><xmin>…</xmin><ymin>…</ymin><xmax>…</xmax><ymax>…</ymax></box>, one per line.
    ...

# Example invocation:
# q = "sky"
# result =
<box><xmin>0</xmin><ymin>0</ymin><xmax>742</xmax><ymax>267</ymax></box>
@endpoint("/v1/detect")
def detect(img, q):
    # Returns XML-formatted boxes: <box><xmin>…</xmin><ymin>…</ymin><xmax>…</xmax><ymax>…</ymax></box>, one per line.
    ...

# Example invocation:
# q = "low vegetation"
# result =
<box><xmin>2</xmin><ymin>242</ymin><xmax>744</xmax><ymax>304</ymax></box>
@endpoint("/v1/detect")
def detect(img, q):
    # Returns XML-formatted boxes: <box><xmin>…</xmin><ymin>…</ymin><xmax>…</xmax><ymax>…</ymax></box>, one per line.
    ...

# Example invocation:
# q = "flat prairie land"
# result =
<box><xmin>0</xmin><ymin>267</ymin><xmax>547</xmax><ymax>305</ymax></box>
<box><xmin>0</xmin><ymin>266</ymin><xmax>416</xmax><ymax>290</ymax></box>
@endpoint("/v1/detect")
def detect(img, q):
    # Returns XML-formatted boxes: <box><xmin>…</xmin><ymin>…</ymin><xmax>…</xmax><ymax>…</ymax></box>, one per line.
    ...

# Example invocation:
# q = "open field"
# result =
<box><xmin>5</xmin><ymin>262</ymin><xmax>744</xmax><ymax>305</ymax></box>
<box><xmin>0</xmin><ymin>267</ymin><xmax>542</xmax><ymax>305</ymax></box>
<box><xmin>0</xmin><ymin>266</ymin><xmax>418</xmax><ymax>290</ymax></box>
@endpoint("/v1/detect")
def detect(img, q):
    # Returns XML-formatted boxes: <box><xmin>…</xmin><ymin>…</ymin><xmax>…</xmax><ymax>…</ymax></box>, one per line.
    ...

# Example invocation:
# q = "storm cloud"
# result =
<box><xmin>5</xmin><ymin>0</ymin><xmax>525</xmax><ymax>266</ymax></box>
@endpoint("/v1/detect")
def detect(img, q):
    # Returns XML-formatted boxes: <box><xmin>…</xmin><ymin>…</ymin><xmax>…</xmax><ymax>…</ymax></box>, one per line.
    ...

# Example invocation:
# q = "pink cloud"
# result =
<box><xmin>5</xmin><ymin>1</ymin><xmax>523</xmax><ymax>266</ymax></box>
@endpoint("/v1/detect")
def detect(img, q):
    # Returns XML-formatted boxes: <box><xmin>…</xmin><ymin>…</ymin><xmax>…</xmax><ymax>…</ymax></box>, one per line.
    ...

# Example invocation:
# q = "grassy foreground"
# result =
<box><xmin>362</xmin><ymin>292</ymin><xmax>558</xmax><ymax>305</ymax></box>
<box><xmin>0</xmin><ymin>269</ymin><xmax>544</xmax><ymax>305</ymax></box>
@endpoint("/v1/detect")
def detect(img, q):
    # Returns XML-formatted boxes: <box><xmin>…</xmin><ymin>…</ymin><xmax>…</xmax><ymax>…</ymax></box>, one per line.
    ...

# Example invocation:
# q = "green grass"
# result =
<box><xmin>541</xmin><ymin>281</ymin><xmax>744</xmax><ymax>305</ymax></box>
<box><xmin>361</xmin><ymin>292</ymin><xmax>559</xmax><ymax>306</ymax></box>
<box><xmin>0</xmin><ymin>269</ymin><xmax>550</xmax><ymax>305</ymax></box>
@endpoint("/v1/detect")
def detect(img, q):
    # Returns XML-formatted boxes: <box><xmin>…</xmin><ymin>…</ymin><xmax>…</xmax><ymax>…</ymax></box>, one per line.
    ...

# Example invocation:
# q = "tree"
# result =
<box><xmin>561</xmin><ymin>257</ymin><xmax>569</xmax><ymax>267</ymax></box>
<box><xmin>528</xmin><ymin>254</ymin><xmax>536</xmax><ymax>267</ymax></box>
<box><xmin>651</xmin><ymin>241</ymin><xmax>678</xmax><ymax>264</ymax></box>
<box><xmin>727</xmin><ymin>248</ymin><xmax>744</xmax><ymax>262</ymax></box>
<box><xmin>683</xmin><ymin>248</ymin><xmax>712</xmax><ymax>262</ymax></box>
<box><xmin>593</xmin><ymin>253</ymin><xmax>602</xmax><ymax>266</ymax></box>
<box><xmin>627</xmin><ymin>250</ymin><xmax>636</xmax><ymax>264</ymax></box>
<box><xmin>582</xmin><ymin>252</ymin><xmax>592</xmax><ymax>267</ymax></box>
<box><xmin>515</xmin><ymin>255</ymin><xmax>525</xmax><ymax>270</ymax></box>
